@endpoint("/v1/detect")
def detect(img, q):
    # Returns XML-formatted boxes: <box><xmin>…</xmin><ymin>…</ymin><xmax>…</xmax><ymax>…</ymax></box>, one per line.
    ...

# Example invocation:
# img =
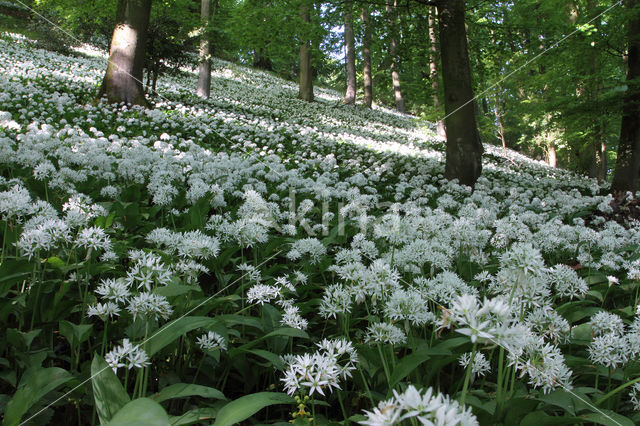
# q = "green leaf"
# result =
<box><xmin>582</xmin><ymin>410</ymin><xmax>635</xmax><ymax>426</ymax></box>
<box><xmin>146</xmin><ymin>316</ymin><xmax>218</xmax><ymax>357</ymax></box>
<box><xmin>59</xmin><ymin>320</ymin><xmax>93</xmax><ymax>347</ymax></box>
<box><xmin>45</xmin><ymin>256</ymin><xmax>65</xmax><ymax>269</ymax></box>
<box><xmin>238</xmin><ymin>327</ymin><xmax>309</xmax><ymax>350</ymax></box>
<box><xmin>153</xmin><ymin>384</ymin><xmax>225</xmax><ymax>403</ymax></box>
<box><xmin>3</xmin><ymin>367</ymin><xmax>73</xmax><ymax>426</ymax></box>
<box><xmin>106</xmin><ymin>398</ymin><xmax>170</xmax><ymax>426</ymax></box>
<box><xmin>91</xmin><ymin>354</ymin><xmax>130</xmax><ymax>424</ymax></box>
<box><xmin>389</xmin><ymin>347</ymin><xmax>451</xmax><ymax>389</ymax></box>
<box><xmin>154</xmin><ymin>283</ymin><xmax>201</xmax><ymax>298</ymax></box>
<box><xmin>520</xmin><ymin>411</ymin><xmax>583</xmax><ymax>426</ymax></box>
<box><xmin>236</xmin><ymin>348</ymin><xmax>285</xmax><ymax>370</ymax></box>
<box><xmin>169</xmin><ymin>408</ymin><xmax>219</xmax><ymax>426</ymax></box>
<box><xmin>213</xmin><ymin>392</ymin><xmax>294</xmax><ymax>426</ymax></box>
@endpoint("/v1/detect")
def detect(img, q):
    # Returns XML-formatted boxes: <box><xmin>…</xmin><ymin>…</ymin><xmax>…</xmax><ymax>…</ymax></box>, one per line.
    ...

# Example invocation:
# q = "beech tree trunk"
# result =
<box><xmin>494</xmin><ymin>93</ymin><xmax>507</xmax><ymax>150</ymax></box>
<box><xmin>436</xmin><ymin>0</ymin><xmax>483</xmax><ymax>187</ymax></box>
<box><xmin>298</xmin><ymin>1</ymin><xmax>314</xmax><ymax>102</ymax></box>
<box><xmin>612</xmin><ymin>0</ymin><xmax>640</xmax><ymax>192</ymax></box>
<box><xmin>343</xmin><ymin>4</ymin><xmax>356</xmax><ymax>105</ymax></box>
<box><xmin>428</xmin><ymin>6</ymin><xmax>445</xmax><ymax>138</ymax></box>
<box><xmin>386</xmin><ymin>0</ymin><xmax>404</xmax><ymax>113</ymax></box>
<box><xmin>98</xmin><ymin>0</ymin><xmax>152</xmax><ymax>106</ymax></box>
<box><xmin>196</xmin><ymin>0</ymin><xmax>212</xmax><ymax>99</ymax></box>
<box><xmin>362</xmin><ymin>5</ymin><xmax>373</xmax><ymax>108</ymax></box>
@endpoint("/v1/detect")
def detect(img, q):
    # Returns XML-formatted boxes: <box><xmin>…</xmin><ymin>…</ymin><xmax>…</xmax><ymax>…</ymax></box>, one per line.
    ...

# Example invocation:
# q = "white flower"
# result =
<box><xmin>105</xmin><ymin>339</ymin><xmax>150</xmax><ymax>373</ymax></box>
<box><xmin>197</xmin><ymin>331</ymin><xmax>227</xmax><ymax>351</ymax></box>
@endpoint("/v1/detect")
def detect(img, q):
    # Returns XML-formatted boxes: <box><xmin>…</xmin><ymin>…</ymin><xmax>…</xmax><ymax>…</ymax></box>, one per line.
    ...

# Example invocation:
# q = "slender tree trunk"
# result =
<box><xmin>197</xmin><ymin>0</ymin><xmax>212</xmax><ymax>99</ymax></box>
<box><xmin>343</xmin><ymin>4</ymin><xmax>356</xmax><ymax>105</ymax></box>
<box><xmin>298</xmin><ymin>1</ymin><xmax>313</xmax><ymax>102</ymax></box>
<box><xmin>98</xmin><ymin>0</ymin><xmax>152</xmax><ymax>106</ymax></box>
<box><xmin>494</xmin><ymin>93</ymin><xmax>506</xmax><ymax>150</ymax></box>
<box><xmin>386</xmin><ymin>0</ymin><xmax>404</xmax><ymax>113</ymax></box>
<box><xmin>436</xmin><ymin>0</ymin><xmax>483</xmax><ymax>187</ymax></box>
<box><xmin>362</xmin><ymin>5</ymin><xmax>373</xmax><ymax>108</ymax></box>
<box><xmin>612</xmin><ymin>0</ymin><xmax>640</xmax><ymax>192</ymax></box>
<box><xmin>548</xmin><ymin>144</ymin><xmax>557</xmax><ymax>167</ymax></box>
<box><xmin>428</xmin><ymin>6</ymin><xmax>445</xmax><ymax>137</ymax></box>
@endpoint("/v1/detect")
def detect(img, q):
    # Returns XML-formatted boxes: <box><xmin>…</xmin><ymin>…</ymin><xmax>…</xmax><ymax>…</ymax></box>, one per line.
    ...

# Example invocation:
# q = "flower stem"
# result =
<box><xmin>460</xmin><ymin>344</ymin><xmax>477</xmax><ymax>406</ymax></box>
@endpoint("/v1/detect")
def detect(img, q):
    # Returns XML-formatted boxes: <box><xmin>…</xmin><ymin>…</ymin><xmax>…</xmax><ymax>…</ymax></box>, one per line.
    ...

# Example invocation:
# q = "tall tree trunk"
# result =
<box><xmin>98</xmin><ymin>0</ymin><xmax>152</xmax><ymax>106</ymax></box>
<box><xmin>386</xmin><ymin>0</ymin><xmax>404</xmax><ymax>113</ymax></box>
<box><xmin>494</xmin><ymin>93</ymin><xmax>506</xmax><ymax>150</ymax></box>
<box><xmin>612</xmin><ymin>0</ymin><xmax>640</xmax><ymax>192</ymax></box>
<box><xmin>548</xmin><ymin>144</ymin><xmax>557</xmax><ymax>167</ymax></box>
<box><xmin>343</xmin><ymin>4</ymin><xmax>356</xmax><ymax>105</ymax></box>
<box><xmin>436</xmin><ymin>0</ymin><xmax>483</xmax><ymax>187</ymax></box>
<box><xmin>197</xmin><ymin>0</ymin><xmax>212</xmax><ymax>99</ymax></box>
<box><xmin>253</xmin><ymin>48</ymin><xmax>273</xmax><ymax>70</ymax></box>
<box><xmin>362</xmin><ymin>5</ymin><xmax>373</xmax><ymax>108</ymax></box>
<box><xmin>428</xmin><ymin>6</ymin><xmax>446</xmax><ymax>138</ymax></box>
<box><xmin>298</xmin><ymin>1</ymin><xmax>314</xmax><ymax>102</ymax></box>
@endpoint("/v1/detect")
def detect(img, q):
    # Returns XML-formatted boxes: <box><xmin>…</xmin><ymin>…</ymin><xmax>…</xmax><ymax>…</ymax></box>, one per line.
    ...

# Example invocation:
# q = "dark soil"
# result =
<box><xmin>585</xmin><ymin>193</ymin><xmax>640</xmax><ymax>229</ymax></box>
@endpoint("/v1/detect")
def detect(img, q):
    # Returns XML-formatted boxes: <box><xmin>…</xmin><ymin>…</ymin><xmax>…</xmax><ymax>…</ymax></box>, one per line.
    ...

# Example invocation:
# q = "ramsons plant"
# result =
<box><xmin>0</xmin><ymin>31</ymin><xmax>639</xmax><ymax>425</ymax></box>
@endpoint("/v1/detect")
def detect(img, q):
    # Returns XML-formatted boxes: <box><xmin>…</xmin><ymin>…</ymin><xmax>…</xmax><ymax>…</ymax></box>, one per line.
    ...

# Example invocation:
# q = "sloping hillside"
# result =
<box><xmin>1</xmin><ymin>32</ymin><xmax>638</xmax><ymax>426</ymax></box>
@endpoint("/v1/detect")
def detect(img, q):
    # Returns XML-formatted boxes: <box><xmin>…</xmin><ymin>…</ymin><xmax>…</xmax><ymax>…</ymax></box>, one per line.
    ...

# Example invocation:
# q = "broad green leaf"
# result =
<box><xmin>238</xmin><ymin>327</ymin><xmax>309</xmax><ymax>350</ymax></box>
<box><xmin>153</xmin><ymin>383</ymin><xmax>225</xmax><ymax>403</ymax></box>
<box><xmin>389</xmin><ymin>347</ymin><xmax>451</xmax><ymax>389</ymax></box>
<box><xmin>213</xmin><ymin>392</ymin><xmax>294</xmax><ymax>426</ymax></box>
<box><xmin>503</xmin><ymin>398</ymin><xmax>539</xmax><ymax>425</ymax></box>
<box><xmin>169</xmin><ymin>407</ymin><xmax>219</xmax><ymax>426</ymax></box>
<box><xmin>236</xmin><ymin>348</ymin><xmax>285</xmax><ymax>370</ymax></box>
<box><xmin>59</xmin><ymin>320</ymin><xmax>93</xmax><ymax>347</ymax></box>
<box><xmin>536</xmin><ymin>388</ymin><xmax>593</xmax><ymax>416</ymax></box>
<box><xmin>520</xmin><ymin>411</ymin><xmax>584</xmax><ymax>426</ymax></box>
<box><xmin>46</xmin><ymin>256</ymin><xmax>65</xmax><ymax>269</ymax></box>
<box><xmin>106</xmin><ymin>398</ymin><xmax>170</xmax><ymax>425</ymax></box>
<box><xmin>146</xmin><ymin>316</ymin><xmax>218</xmax><ymax>356</ymax></box>
<box><xmin>3</xmin><ymin>367</ymin><xmax>72</xmax><ymax>426</ymax></box>
<box><xmin>582</xmin><ymin>410</ymin><xmax>635</xmax><ymax>426</ymax></box>
<box><xmin>154</xmin><ymin>283</ymin><xmax>201</xmax><ymax>298</ymax></box>
<box><xmin>91</xmin><ymin>354</ymin><xmax>130</xmax><ymax>424</ymax></box>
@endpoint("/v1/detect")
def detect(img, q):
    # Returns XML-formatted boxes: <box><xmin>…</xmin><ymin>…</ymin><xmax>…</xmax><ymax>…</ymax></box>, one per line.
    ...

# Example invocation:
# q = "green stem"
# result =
<box><xmin>460</xmin><ymin>344</ymin><xmax>477</xmax><ymax>406</ymax></box>
<box><xmin>377</xmin><ymin>344</ymin><xmax>392</xmax><ymax>388</ymax></box>
<box><xmin>495</xmin><ymin>346</ymin><xmax>505</xmax><ymax>419</ymax></box>
<box><xmin>595</xmin><ymin>375</ymin><xmax>640</xmax><ymax>406</ymax></box>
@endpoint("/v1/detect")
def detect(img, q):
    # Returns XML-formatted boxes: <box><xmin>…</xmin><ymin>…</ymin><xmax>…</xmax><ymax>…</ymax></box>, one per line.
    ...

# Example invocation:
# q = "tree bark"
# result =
<box><xmin>612</xmin><ymin>0</ymin><xmax>640</xmax><ymax>192</ymax></box>
<box><xmin>362</xmin><ymin>5</ymin><xmax>373</xmax><ymax>108</ymax></box>
<box><xmin>98</xmin><ymin>0</ymin><xmax>152</xmax><ymax>106</ymax></box>
<box><xmin>197</xmin><ymin>0</ymin><xmax>212</xmax><ymax>99</ymax></box>
<box><xmin>386</xmin><ymin>0</ymin><xmax>404</xmax><ymax>113</ymax></box>
<box><xmin>428</xmin><ymin>6</ymin><xmax>445</xmax><ymax>138</ymax></box>
<box><xmin>298</xmin><ymin>1</ymin><xmax>314</xmax><ymax>102</ymax></box>
<box><xmin>343</xmin><ymin>4</ymin><xmax>356</xmax><ymax>105</ymax></box>
<box><xmin>436</xmin><ymin>0</ymin><xmax>483</xmax><ymax>187</ymax></box>
<box><xmin>494</xmin><ymin>93</ymin><xmax>506</xmax><ymax>150</ymax></box>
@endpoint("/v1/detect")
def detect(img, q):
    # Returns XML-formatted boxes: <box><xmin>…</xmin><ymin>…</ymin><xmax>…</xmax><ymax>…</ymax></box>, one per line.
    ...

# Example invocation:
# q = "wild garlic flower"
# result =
<box><xmin>0</xmin><ymin>185</ymin><xmax>33</xmax><ymax>221</ymax></box>
<box><xmin>247</xmin><ymin>284</ymin><xmax>280</xmax><ymax>305</ymax></box>
<box><xmin>95</xmin><ymin>278</ymin><xmax>131</xmax><ymax>303</ymax></box>
<box><xmin>75</xmin><ymin>226</ymin><xmax>112</xmax><ymax>252</ymax></box>
<box><xmin>526</xmin><ymin>307</ymin><xmax>570</xmax><ymax>344</ymax></box>
<box><xmin>588</xmin><ymin>333</ymin><xmax>630</xmax><ymax>369</ymax></box>
<box><xmin>384</xmin><ymin>288</ymin><xmax>436</xmax><ymax>327</ymax></box>
<box><xmin>546</xmin><ymin>264</ymin><xmax>588</xmax><ymax>300</ymax></box>
<box><xmin>459</xmin><ymin>352</ymin><xmax>491</xmax><ymax>377</ymax></box>
<box><xmin>364</xmin><ymin>322</ymin><xmax>407</xmax><ymax>345</ymax></box>
<box><xmin>287</xmin><ymin>237</ymin><xmax>326</xmax><ymax>264</ymax></box>
<box><xmin>514</xmin><ymin>338</ymin><xmax>573</xmax><ymax>394</ymax></box>
<box><xmin>125</xmin><ymin>250</ymin><xmax>174</xmax><ymax>291</ymax></box>
<box><xmin>280</xmin><ymin>305</ymin><xmax>308</xmax><ymax>330</ymax></box>
<box><xmin>197</xmin><ymin>331</ymin><xmax>227</xmax><ymax>351</ymax></box>
<box><xmin>16</xmin><ymin>218</ymin><xmax>72</xmax><ymax>259</ymax></box>
<box><xmin>281</xmin><ymin>338</ymin><xmax>357</xmax><ymax>396</ymax></box>
<box><xmin>319</xmin><ymin>284</ymin><xmax>353</xmax><ymax>319</ymax></box>
<box><xmin>359</xmin><ymin>385</ymin><xmax>478</xmax><ymax>426</ymax></box>
<box><xmin>127</xmin><ymin>292</ymin><xmax>173</xmax><ymax>321</ymax></box>
<box><xmin>590</xmin><ymin>311</ymin><xmax>625</xmax><ymax>337</ymax></box>
<box><xmin>105</xmin><ymin>339</ymin><xmax>150</xmax><ymax>373</ymax></box>
<box><xmin>629</xmin><ymin>383</ymin><xmax>640</xmax><ymax>411</ymax></box>
<box><xmin>447</xmin><ymin>294</ymin><xmax>511</xmax><ymax>344</ymax></box>
<box><xmin>87</xmin><ymin>301</ymin><xmax>120</xmax><ymax>320</ymax></box>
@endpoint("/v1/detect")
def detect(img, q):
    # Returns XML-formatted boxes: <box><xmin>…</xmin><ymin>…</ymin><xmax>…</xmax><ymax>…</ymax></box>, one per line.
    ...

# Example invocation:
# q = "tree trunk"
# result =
<box><xmin>386</xmin><ymin>0</ymin><xmax>404</xmax><ymax>113</ymax></box>
<box><xmin>253</xmin><ymin>48</ymin><xmax>273</xmax><ymax>71</ymax></box>
<box><xmin>298</xmin><ymin>1</ymin><xmax>314</xmax><ymax>102</ymax></box>
<box><xmin>362</xmin><ymin>5</ymin><xmax>373</xmax><ymax>108</ymax></box>
<box><xmin>436</xmin><ymin>0</ymin><xmax>483</xmax><ymax>187</ymax></box>
<box><xmin>548</xmin><ymin>144</ymin><xmax>557</xmax><ymax>167</ymax></box>
<box><xmin>98</xmin><ymin>0</ymin><xmax>152</xmax><ymax>106</ymax></box>
<box><xmin>612</xmin><ymin>0</ymin><xmax>640</xmax><ymax>192</ymax></box>
<box><xmin>343</xmin><ymin>4</ymin><xmax>356</xmax><ymax>105</ymax></box>
<box><xmin>428</xmin><ymin>6</ymin><xmax>446</xmax><ymax>138</ymax></box>
<box><xmin>494</xmin><ymin>93</ymin><xmax>506</xmax><ymax>150</ymax></box>
<box><xmin>197</xmin><ymin>0</ymin><xmax>212</xmax><ymax>99</ymax></box>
